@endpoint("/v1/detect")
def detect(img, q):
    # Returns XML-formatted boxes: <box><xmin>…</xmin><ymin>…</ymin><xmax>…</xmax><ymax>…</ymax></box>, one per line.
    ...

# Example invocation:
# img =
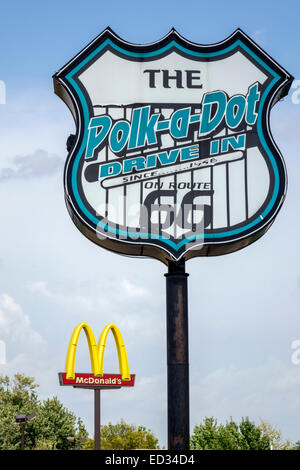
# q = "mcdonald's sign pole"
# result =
<box><xmin>94</xmin><ymin>389</ymin><xmax>100</xmax><ymax>450</ymax></box>
<box><xmin>59</xmin><ymin>323</ymin><xmax>135</xmax><ymax>450</ymax></box>
<box><xmin>54</xmin><ymin>28</ymin><xmax>292</xmax><ymax>451</ymax></box>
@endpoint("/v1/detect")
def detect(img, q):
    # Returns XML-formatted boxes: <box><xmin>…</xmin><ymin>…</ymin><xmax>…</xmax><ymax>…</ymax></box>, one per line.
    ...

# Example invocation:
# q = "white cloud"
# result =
<box><xmin>190</xmin><ymin>357</ymin><xmax>300</xmax><ymax>442</ymax></box>
<box><xmin>121</xmin><ymin>279</ymin><xmax>149</xmax><ymax>298</ymax></box>
<box><xmin>0</xmin><ymin>293</ymin><xmax>43</xmax><ymax>347</ymax></box>
<box><xmin>27</xmin><ymin>281</ymin><xmax>50</xmax><ymax>296</ymax></box>
<box><xmin>252</xmin><ymin>29</ymin><xmax>265</xmax><ymax>46</ymax></box>
<box><xmin>0</xmin><ymin>149</ymin><xmax>63</xmax><ymax>181</ymax></box>
<box><xmin>27</xmin><ymin>280</ymin><xmax>93</xmax><ymax>311</ymax></box>
<box><xmin>0</xmin><ymin>88</ymin><xmax>74</xmax><ymax>161</ymax></box>
<box><xmin>0</xmin><ymin>294</ymin><xmax>45</xmax><ymax>376</ymax></box>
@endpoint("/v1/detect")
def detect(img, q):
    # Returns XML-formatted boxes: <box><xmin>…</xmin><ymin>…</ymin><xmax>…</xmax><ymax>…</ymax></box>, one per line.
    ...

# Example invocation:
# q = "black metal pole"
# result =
<box><xmin>94</xmin><ymin>389</ymin><xmax>101</xmax><ymax>450</ymax></box>
<box><xmin>165</xmin><ymin>260</ymin><xmax>189</xmax><ymax>450</ymax></box>
<box><xmin>20</xmin><ymin>423</ymin><xmax>25</xmax><ymax>450</ymax></box>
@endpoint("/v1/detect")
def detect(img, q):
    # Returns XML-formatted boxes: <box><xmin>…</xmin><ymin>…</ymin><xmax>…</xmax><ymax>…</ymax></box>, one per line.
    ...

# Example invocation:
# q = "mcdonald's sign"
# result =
<box><xmin>59</xmin><ymin>322</ymin><xmax>135</xmax><ymax>388</ymax></box>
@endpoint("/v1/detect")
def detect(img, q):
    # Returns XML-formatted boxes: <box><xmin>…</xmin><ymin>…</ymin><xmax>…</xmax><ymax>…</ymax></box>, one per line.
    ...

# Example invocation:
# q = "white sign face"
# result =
<box><xmin>54</xmin><ymin>28</ymin><xmax>292</xmax><ymax>263</ymax></box>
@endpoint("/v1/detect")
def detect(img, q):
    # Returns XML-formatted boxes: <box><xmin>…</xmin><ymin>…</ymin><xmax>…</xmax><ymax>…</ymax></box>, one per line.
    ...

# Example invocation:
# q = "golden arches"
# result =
<box><xmin>98</xmin><ymin>324</ymin><xmax>130</xmax><ymax>382</ymax></box>
<box><xmin>65</xmin><ymin>322</ymin><xmax>131</xmax><ymax>381</ymax></box>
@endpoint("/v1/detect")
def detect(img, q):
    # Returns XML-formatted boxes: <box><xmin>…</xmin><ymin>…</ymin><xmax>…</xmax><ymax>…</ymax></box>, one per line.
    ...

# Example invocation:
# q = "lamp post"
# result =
<box><xmin>67</xmin><ymin>436</ymin><xmax>87</xmax><ymax>450</ymax></box>
<box><xmin>15</xmin><ymin>413</ymin><xmax>37</xmax><ymax>450</ymax></box>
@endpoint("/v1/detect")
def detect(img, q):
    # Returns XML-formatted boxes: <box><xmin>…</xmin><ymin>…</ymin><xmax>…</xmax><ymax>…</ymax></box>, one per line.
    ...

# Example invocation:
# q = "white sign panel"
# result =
<box><xmin>54</xmin><ymin>28</ymin><xmax>292</xmax><ymax>263</ymax></box>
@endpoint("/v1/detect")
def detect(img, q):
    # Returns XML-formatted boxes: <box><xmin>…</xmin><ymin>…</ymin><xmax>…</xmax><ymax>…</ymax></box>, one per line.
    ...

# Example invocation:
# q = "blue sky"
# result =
<box><xmin>0</xmin><ymin>0</ymin><xmax>300</xmax><ymax>448</ymax></box>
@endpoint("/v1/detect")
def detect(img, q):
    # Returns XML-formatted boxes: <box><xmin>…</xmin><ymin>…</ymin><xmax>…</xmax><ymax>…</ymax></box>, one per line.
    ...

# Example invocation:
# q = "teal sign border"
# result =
<box><xmin>54</xmin><ymin>28</ymin><xmax>292</xmax><ymax>261</ymax></box>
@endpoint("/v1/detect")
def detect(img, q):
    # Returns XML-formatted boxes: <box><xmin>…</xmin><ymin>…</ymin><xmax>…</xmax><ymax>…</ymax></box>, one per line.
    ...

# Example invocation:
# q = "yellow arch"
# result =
<box><xmin>65</xmin><ymin>323</ymin><xmax>131</xmax><ymax>381</ymax></box>
<box><xmin>65</xmin><ymin>323</ymin><xmax>101</xmax><ymax>379</ymax></box>
<box><xmin>98</xmin><ymin>323</ymin><xmax>130</xmax><ymax>381</ymax></box>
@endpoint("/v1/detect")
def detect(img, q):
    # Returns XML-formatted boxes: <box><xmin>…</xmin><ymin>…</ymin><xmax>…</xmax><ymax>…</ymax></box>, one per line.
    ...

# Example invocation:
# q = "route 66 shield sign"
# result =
<box><xmin>53</xmin><ymin>28</ymin><xmax>292</xmax><ymax>264</ymax></box>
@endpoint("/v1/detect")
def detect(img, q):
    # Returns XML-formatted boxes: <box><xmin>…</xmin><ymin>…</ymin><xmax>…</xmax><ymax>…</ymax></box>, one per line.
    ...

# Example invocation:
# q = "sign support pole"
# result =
<box><xmin>20</xmin><ymin>423</ymin><xmax>25</xmax><ymax>451</ymax></box>
<box><xmin>165</xmin><ymin>260</ymin><xmax>189</xmax><ymax>450</ymax></box>
<box><xmin>94</xmin><ymin>389</ymin><xmax>101</xmax><ymax>450</ymax></box>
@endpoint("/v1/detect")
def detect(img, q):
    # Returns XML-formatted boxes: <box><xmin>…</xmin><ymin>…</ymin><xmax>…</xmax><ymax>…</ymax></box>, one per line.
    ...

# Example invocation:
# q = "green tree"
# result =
<box><xmin>0</xmin><ymin>374</ymin><xmax>40</xmax><ymax>450</ymax></box>
<box><xmin>191</xmin><ymin>417</ymin><xmax>271</xmax><ymax>450</ymax></box>
<box><xmin>0</xmin><ymin>374</ymin><xmax>88</xmax><ymax>450</ymax></box>
<box><xmin>239</xmin><ymin>417</ymin><xmax>270</xmax><ymax>450</ymax></box>
<box><xmin>32</xmin><ymin>397</ymin><xmax>88</xmax><ymax>450</ymax></box>
<box><xmin>83</xmin><ymin>420</ymin><xmax>160</xmax><ymax>450</ymax></box>
<box><xmin>259</xmin><ymin>420</ymin><xmax>293</xmax><ymax>450</ymax></box>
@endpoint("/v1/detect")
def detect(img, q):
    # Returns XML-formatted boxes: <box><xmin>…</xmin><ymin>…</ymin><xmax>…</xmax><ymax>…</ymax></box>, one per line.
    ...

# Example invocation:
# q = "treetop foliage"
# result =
<box><xmin>0</xmin><ymin>373</ymin><xmax>88</xmax><ymax>450</ymax></box>
<box><xmin>82</xmin><ymin>419</ymin><xmax>160</xmax><ymax>450</ymax></box>
<box><xmin>190</xmin><ymin>416</ymin><xmax>297</xmax><ymax>450</ymax></box>
<box><xmin>0</xmin><ymin>374</ymin><xmax>297</xmax><ymax>451</ymax></box>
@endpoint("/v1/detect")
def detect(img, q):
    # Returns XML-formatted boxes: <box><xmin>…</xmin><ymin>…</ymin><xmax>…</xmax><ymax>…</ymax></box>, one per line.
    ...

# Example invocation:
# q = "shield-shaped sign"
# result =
<box><xmin>53</xmin><ymin>28</ymin><xmax>292</xmax><ymax>264</ymax></box>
